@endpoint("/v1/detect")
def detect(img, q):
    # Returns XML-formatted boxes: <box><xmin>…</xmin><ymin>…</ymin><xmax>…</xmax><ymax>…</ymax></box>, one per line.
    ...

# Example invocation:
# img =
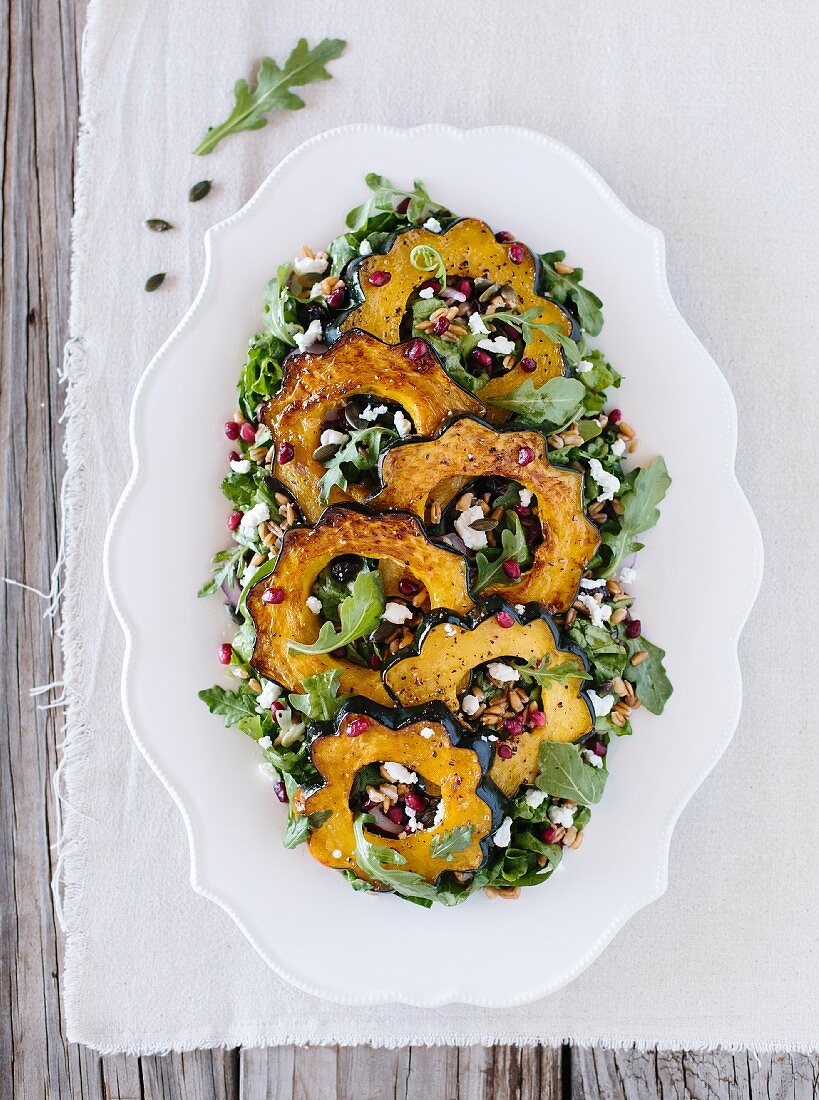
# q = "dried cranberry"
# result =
<box><xmin>495</xmin><ymin>230</ymin><xmax>514</xmax><ymax>243</ymax></box>
<box><xmin>406</xmin><ymin>339</ymin><xmax>428</xmax><ymax>361</ymax></box>
<box><xmin>502</xmin><ymin>560</ymin><xmax>522</xmax><ymax>580</ymax></box>
<box><xmin>497</xmin><ymin>742</ymin><xmax>514</xmax><ymax>759</ymax></box>
<box><xmin>369</xmin><ymin>654</ymin><xmax>382</xmax><ymax>670</ymax></box>
<box><xmin>540</xmin><ymin>825</ymin><xmax>561</xmax><ymax>844</ymax></box>
<box><xmin>519</xmin><ymin>357</ymin><xmax>537</xmax><ymax>373</ymax></box>
<box><xmin>495</xmin><ymin>610</ymin><xmax>515</xmax><ymax>628</ymax></box>
<box><xmin>470</xmin><ymin>348</ymin><xmax>493</xmax><ymax>370</ymax></box>
<box><xmin>517</xmin><ymin>446</ymin><xmax>535</xmax><ymax>466</ymax></box>
<box><xmin>273</xmin><ymin>780</ymin><xmax>288</xmax><ymax>804</ymax></box>
<box><xmin>368</xmin><ymin>270</ymin><xmax>391</xmax><ymax>286</ymax></box>
<box><xmin>346</xmin><ymin>717</ymin><xmax>370</xmax><ymax>737</ymax></box>
<box><xmin>224</xmin><ymin>421</ymin><xmax>240</xmax><ymax>440</ymax></box>
<box><xmin>504</xmin><ymin>716</ymin><xmax>524</xmax><ymax>735</ymax></box>
<box><xmin>432</xmin><ymin>315</ymin><xmax>450</xmax><ymax>336</ymax></box>
<box><xmin>326</xmin><ymin>284</ymin><xmax>346</xmax><ymax>309</ymax></box>
<box><xmin>227</xmin><ymin>511</ymin><xmax>242</xmax><ymax>531</ymax></box>
<box><xmin>590</xmin><ymin>739</ymin><xmax>607</xmax><ymax>757</ymax></box>
<box><xmin>608</xmin><ymin>408</ymin><xmax>622</xmax><ymax>425</ymax></box>
<box><xmin>396</xmin><ymin>196</ymin><xmax>411</xmax><ymax>214</ymax></box>
<box><xmin>398</xmin><ymin>578</ymin><xmax>421</xmax><ymax>597</ymax></box>
<box><xmin>508</xmin><ymin>243</ymin><xmax>526</xmax><ymax>264</ymax></box>
<box><xmin>240</xmin><ymin>422</ymin><xmax>256</xmax><ymax>443</ymax></box>
<box><xmin>528</xmin><ymin>710</ymin><xmax>547</xmax><ymax>729</ymax></box>
<box><xmin>277</xmin><ymin>441</ymin><xmax>294</xmax><ymax>465</ymax></box>
<box><xmin>262</xmin><ymin>586</ymin><xmax>285</xmax><ymax>605</ymax></box>
<box><xmin>218</xmin><ymin>643</ymin><xmax>232</xmax><ymax>665</ymax></box>
<box><xmin>626</xmin><ymin>619</ymin><xmax>642</xmax><ymax>639</ymax></box>
<box><xmin>386</xmin><ymin>804</ymin><xmax>404</xmax><ymax>824</ymax></box>
<box><xmin>405</xmin><ymin>791</ymin><xmax>426</xmax><ymax>812</ymax></box>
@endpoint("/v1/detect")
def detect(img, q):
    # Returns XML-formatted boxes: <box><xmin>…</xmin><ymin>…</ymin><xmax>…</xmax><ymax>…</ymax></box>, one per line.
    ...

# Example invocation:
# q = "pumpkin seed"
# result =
<box><xmin>479</xmin><ymin>282</ymin><xmax>500</xmax><ymax>303</ymax></box>
<box><xmin>312</xmin><ymin>443</ymin><xmax>340</xmax><ymax>463</ymax></box>
<box><xmin>145</xmin><ymin>218</ymin><xmax>173</xmax><ymax>232</ymax></box>
<box><xmin>344</xmin><ymin>405</ymin><xmax>364</xmax><ymax>429</ymax></box>
<box><xmin>470</xmin><ymin>518</ymin><xmax>498</xmax><ymax>532</ymax></box>
<box><xmin>188</xmin><ymin>179</ymin><xmax>212</xmax><ymax>202</ymax></box>
<box><xmin>144</xmin><ymin>272</ymin><xmax>166</xmax><ymax>292</ymax></box>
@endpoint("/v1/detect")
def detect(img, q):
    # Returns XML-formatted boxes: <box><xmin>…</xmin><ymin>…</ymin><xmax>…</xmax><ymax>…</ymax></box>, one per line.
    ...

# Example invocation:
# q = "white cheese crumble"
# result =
<box><xmin>524</xmin><ymin>789</ymin><xmax>549</xmax><ymax>808</ymax></box>
<box><xmin>240</xmin><ymin>501</ymin><xmax>270</xmax><ymax>536</ymax></box>
<box><xmin>486</xmin><ymin>661</ymin><xmax>520</xmax><ymax>684</ymax></box>
<box><xmin>239</xmin><ymin>563</ymin><xmax>256</xmax><ymax>588</ymax></box>
<box><xmin>493</xmin><ymin>816</ymin><xmax>513</xmax><ymax>848</ymax></box>
<box><xmin>454</xmin><ymin>504</ymin><xmax>488</xmax><ymax>550</ymax></box>
<box><xmin>587</xmin><ymin>690</ymin><xmax>615</xmax><ymax>718</ymax></box>
<box><xmin>588</xmin><ymin>457</ymin><xmax>620</xmax><ymax>502</ymax></box>
<box><xmin>423</xmin><ymin>217</ymin><xmax>442</xmax><ymax>232</ymax></box>
<box><xmin>611</xmin><ymin>437</ymin><xmax>626</xmax><ymax>457</ymax></box>
<box><xmin>258</xmin><ymin>762</ymin><xmax>278</xmax><ymax>783</ymax></box>
<box><xmin>294</xmin><ymin>318</ymin><xmax>324</xmax><ymax>352</ymax></box>
<box><xmin>305</xmin><ymin>595</ymin><xmax>322</xmax><ymax>614</ymax></box>
<box><xmin>433</xmin><ymin>800</ymin><xmax>446</xmax><ymax>827</ymax></box>
<box><xmin>256</xmin><ymin>680</ymin><xmax>282</xmax><ymax>713</ymax></box>
<box><xmin>518</xmin><ymin>488</ymin><xmax>533</xmax><ymax>507</ymax></box>
<box><xmin>320</xmin><ymin>428</ymin><xmax>349</xmax><ymax>448</ymax></box>
<box><xmin>468</xmin><ymin>311</ymin><xmax>490</xmax><ymax>336</ymax></box>
<box><xmin>394</xmin><ymin>410</ymin><xmax>412</xmax><ymax>437</ymax></box>
<box><xmin>575</xmin><ymin>360</ymin><xmax>593</xmax><ymax>374</ymax></box>
<box><xmin>293</xmin><ymin>254</ymin><xmax>328</xmax><ymax>275</ymax></box>
<box><xmin>582</xmin><ymin>749</ymin><xmax>604</xmax><ymax>769</ymax></box>
<box><xmin>548</xmin><ymin>803</ymin><xmax>575</xmax><ymax>828</ymax></box>
<box><xmin>419</xmin><ymin>726</ymin><xmax>434</xmax><ymax>739</ymax></box>
<box><xmin>461</xmin><ymin>694</ymin><xmax>481</xmax><ymax>717</ymax></box>
<box><xmin>359</xmin><ymin>404</ymin><xmax>388</xmax><ymax>422</ymax></box>
<box><xmin>478</xmin><ymin>335</ymin><xmax>516</xmax><ymax>356</ymax></box>
<box><xmin>358</xmin><ymin>239</ymin><xmax>373</xmax><ymax>256</ymax></box>
<box><xmin>576</xmin><ymin>592</ymin><xmax>612</xmax><ymax>628</ymax></box>
<box><xmin>579</xmin><ymin>578</ymin><xmax>606</xmax><ymax>591</ymax></box>
<box><xmin>514</xmin><ymin>604</ymin><xmax>526</xmax><ymax>615</ymax></box>
<box><xmin>382</xmin><ymin>601</ymin><xmax>413</xmax><ymax>625</ymax></box>
<box><xmin>418</xmin><ymin>286</ymin><xmax>435</xmax><ymax>299</ymax></box>
<box><xmin>619</xmin><ymin>566</ymin><xmax>637</xmax><ymax>585</ymax></box>
<box><xmin>443</xmin><ymin>623</ymin><xmax>457</xmax><ymax>637</ymax></box>
<box><xmin>382</xmin><ymin>761</ymin><xmax>418</xmax><ymax>785</ymax></box>
<box><xmin>230</xmin><ymin>458</ymin><xmax>251</xmax><ymax>474</ymax></box>
<box><xmin>332</xmin><ymin>849</ymin><xmax>343</xmax><ymax>859</ymax></box>
<box><xmin>257</xmin><ymin>735</ymin><xmax>273</xmax><ymax>750</ymax></box>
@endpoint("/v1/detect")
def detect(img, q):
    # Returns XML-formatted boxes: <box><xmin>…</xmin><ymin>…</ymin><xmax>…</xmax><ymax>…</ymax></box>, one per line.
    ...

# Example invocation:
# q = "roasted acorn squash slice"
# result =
<box><xmin>246</xmin><ymin>504</ymin><xmax>474</xmax><ymax>702</ymax></box>
<box><xmin>383</xmin><ymin>598</ymin><xmax>593</xmax><ymax>797</ymax></box>
<box><xmin>262</xmin><ymin>329</ymin><xmax>482</xmax><ymax>523</ymax></box>
<box><xmin>369</xmin><ymin>415</ymin><xmax>599</xmax><ymax>612</ymax></box>
<box><xmin>295</xmin><ymin>699</ymin><xmax>503</xmax><ymax>885</ymax></box>
<box><xmin>334</xmin><ymin>218</ymin><xmax>573</xmax><ymax>402</ymax></box>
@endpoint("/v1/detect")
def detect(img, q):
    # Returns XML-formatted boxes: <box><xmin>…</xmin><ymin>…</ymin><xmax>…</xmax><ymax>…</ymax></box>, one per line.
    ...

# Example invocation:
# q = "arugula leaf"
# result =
<box><xmin>318</xmin><ymin>425</ymin><xmax>398</xmax><ymax>503</ymax></box>
<box><xmin>220</xmin><ymin>466</ymin><xmax>278</xmax><ymax>512</ymax></box>
<box><xmin>198</xmin><ymin>684</ymin><xmax>259</xmax><ymax>727</ymax></box>
<box><xmin>492</xmin><ymin>376</ymin><xmax>585</xmax><ymax>429</ymax></box>
<box><xmin>194</xmin><ymin>39</ymin><xmax>347</xmax><ymax>155</ymax></box>
<box><xmin>624</xmin><ymin>636</ymin><xmax>673</xmax><ymax>714</ymax></box>
<box><xmin>536</xmin><ymin>741</ymin><xmax>608</xmax><ymax>805</ymax></box>
<box><xmin>474</xmin><ymin>512</ymin><xmax>531</xmax><ymax>593</ymax></box>
<box><xmin>539</xmin><ymin>250</ymin><xmax>604</xmax><ymax>336</ymax></box>
<box><xmin>429</xmin><ymin>825</ymin><xmax>475</xmax><ymax>862</ymax></box>
<box><xmin>483</xmin><ymin>827</ymin><xmax>563</xmax><ymax>889</ymax></box>
<box><xmin>346</xmin><ymin>174</ymin><xmax>441</xmax><ymax>231</ymax></box>
<box><xmin>575</xmin><ymin>348</ymin><xmax>621</xmax><ymax>394</ymax></box>
<box><xmin>567</xmin><ymin>620</ymin><xmax>628</xmax><ymax>681</ymax></box>
<box><xmin>517</xmin><ymin>657</ymin><xmax>591</xmax><ymax>689</ymax></box>
<box><xmin>288</xmin><ymin>669</ymin><xmax>348</xmax><ymax>721</ymax></box>
<box><xmin>197</xmin><ymin>542</ymin><xmax>247</xmax><ymax>598</ymax></box>
<box><xmin>409</xmin><ymin>243</ymin><xmax>446</xmax><ymax>287</ymax></box>
<box><xmin>288</xmin><ymin>568</ymin><xmax>385</xmax><ymax>655</ymax></box>
<box><xmin>261</xmin><ymin>264</ymin><xmax>299</xmax><ymax>347</ymax></box>
<box><xmin>487</xmin><ymin>308</ymin><xmax>583</xmax><ymax>365</ymax></box>
<box><xmin>238</xmin><ymin>331</ymin><xmax>287</xmax><ymax>418</ymax></box>
<box><xmin>352</xmin><ymin>815</ymin><xmax>437</xmax><ymax>906</ymax></box>
<box><xmin>280</xmin><ymin>771</ymin><xmax>331</xmax><ymax>848</ymax></box>
<box><xmin>601</xmin><ymin>457</ymin><xmax>672</xmax><ymax>577</ymax></box>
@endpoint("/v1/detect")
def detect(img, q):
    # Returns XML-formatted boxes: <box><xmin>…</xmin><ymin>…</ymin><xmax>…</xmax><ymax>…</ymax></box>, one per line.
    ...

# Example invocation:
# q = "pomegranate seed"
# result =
<box><xmin>386</xmin><ymin>804</ymin><xmax>404</xmax><ymax>824</ymax></box>
<box><xmin>540</xmin><ymin>825</ymin><xmax>561</xmax><ymax>844</ymax></box>
<box><xmin>608</xmin><ymin>408</ymin><xmax>622</xmax><ymax>425</ymax></box>
<box><xmin>398</xmin><ymin>578</ymin><xmax>421</xmax><ymax>597</ymax></box>
<box><xmin>262</xmin><ymin>586</ymin><xmax>285</xmax><ymax>605</ymax></box>
<box><xmin>502</xmin><ymin>560</ymin><xmax>521</xmax><ymax>580</ymax></box>
<box><xmin>512</xmin><ymin>505</ymin><xmax>531</xmax><ymax>517</ymax></box>
<box><xmin>218</xmin><ymin>643</ymin><xmax>232</xmax><ymax>665</ymax></box>
<box><xmin>406</xmin><ymin>339</ymin><xmax>428</xmax><ymax>361</ymax></box>
<box><xmin>224</xmin><ymin>421</ymin><xmax>240</xmax><ymax>440</ymax></box>
<box><xmin>528</xmin><ymin>710</ymin><xmax>547</xmax><ymax>728</ymax></box>
<box><xmin>346</xmin><ymin>717</ymin><xmax>370</xmax><ymax>737</ymax></box>
<box><xmin>519</xmin><ymin>357</ymin><xmax>537</xmax><ymax>373</ymax></box>
<box><xmin>229</xmin><ymin>451</ymin><xmax>240</xmax><ymax>462</ymax></box>
<box><xmin>368</xmin><ymin>270</ymin><xmax>391</xmax><ymax>287</ymax></box>
<box><xmin>272</xmin><ymin>780</ymin><xmax>288</xmax><ymax>803</ymax></box>
<box><xmin>470</xmin><ymin>348</ymin><xmax>493</xmax><ymax>370</ymax></box>
<box><xmin>271</xmin><ymin>700</ymin><xmax>285</xmax><ymax>713</ymax></box>
<box><xmin>495</xmin><ymin>230</ymin><xmax>514</xmax><ymax>242</ymax></box>
<box><xmin>432</xmin><ymin>315</ymin><xmax>450</xmax><ymax>336</ymax></box>
<box><xmin>406</xmin><ymin>791</ymin><xmax>425</xmax><ymax>812</ymax></box>
<box><xmin>277</xmin><ymin>441</ymin><xmax>294</xmax><ymax>464</ymax></box>
<box><xmin>499</xmin><ymin>322</ymin><xmax>518</xmax><ymax>342</ymax></box>
<box><xmin>418</xmin><ymin>277</ymin><xmax>441</xmax><ymax>294</ymax></box>
<box><xmin>240</xmin><ymin>422</ymin><xmax>256</xmax><ymax>442</ymax></box>
<box><xmin>497</xmin><ymin>742</ymin><xmax>513</xmax><ymax>759</ymax></box>
<box><xmin>458</xmin><ymin>278</ymin><xmax>473</xmax><ymax>297</ymax></box>
<box><xmin>495</xmin><ymin>610</ymin><xmax>515</xmax><ymax>628</ymax></box>
<box><xmin>590</xmin><ymin>739</ymin><xmax>607</xmax><ymax>757</ymax></box>
<box><xmin>517</xmin><ymin>446</ymin><xmax>535</xmax><ymax>466</ymax></box>
<box><xmin>626</xmin><ymin>619</ymin><xmax>642</xmax><ymax>639</ymax></box>
<box><xmin>504</xmin><ymin>716</ymin><xmax>524</xmax><ymax>735</ymax></box>
<box><xmin>369</xmin><ymin>654</ymin><xmax>382</xmax><ymax>670</ymax></box>
<box><xmin>227</xmin><ymin>511</ymin><xmax>242</xmax><ymax>531</ymax></box>
<box><xmin>396</xmin><ymin>197</ymin><xmax>411</xmax><ymax>214</ymax></box>
<box><xmin>327</xmin><ymin>285</ymin><xmax>346</xmax><ymax>309</ymax></box>
<box><xmin>508</xmin><ymin>243</ymin><xmax>526</xmax><ymax>264</ymax></box>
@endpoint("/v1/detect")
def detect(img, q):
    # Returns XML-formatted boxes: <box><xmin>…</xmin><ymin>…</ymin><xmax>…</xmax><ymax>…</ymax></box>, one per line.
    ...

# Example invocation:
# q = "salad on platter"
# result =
<box><xmin>199</xmin><ymin>174</ymin><xmax>672</xmax><ymax>907</ymax></box>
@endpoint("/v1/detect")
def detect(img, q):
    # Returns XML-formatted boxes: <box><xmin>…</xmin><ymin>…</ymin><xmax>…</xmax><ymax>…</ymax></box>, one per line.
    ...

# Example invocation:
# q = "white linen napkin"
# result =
<box><xmin>58</xmin><ymin>0</ymin><xmax>818</xmax><ymax>1053</ymax></box>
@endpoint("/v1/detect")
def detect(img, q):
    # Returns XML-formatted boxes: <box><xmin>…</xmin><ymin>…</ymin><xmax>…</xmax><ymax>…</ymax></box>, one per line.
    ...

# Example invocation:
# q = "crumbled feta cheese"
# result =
<box><xmin>394</xmin><ymin>410</ymin><xmax>412</xmax><ymax>437</ymax></box>
<box><xmin>258</xmin><ymin>762</ymin><xmax>278</xmax><ymax>783</ymax></box>
<box><xmin>514</xmin><ymin>604</ymin><xmax>526</xmax><ymax>615</ymax></box>
<box><xmin>575</xmin><ymin>360</ymin><xmax>593</xmax><ymax>374</ymax></box>
<box><xmin>332</xmin><ymin>849</ymin><xmax>343</xmax><ymax>859</ymax></box>
<box><xmin>230</xmin><ymin>458</ymin><xmax>251</xmax><ymax>474</ymax></box>
<box><xmin>587</xmin><ymin>690</ymin><xmax>615</xmax><ymax>718</ymax></box>
<box><xmin>486</xmin><ymin>661</ymin><xmax>520</xmax><ymax>684</ymax></box>
<box><xmin>524</xmin><ymin>789</ymin><xmax>549</xmax><ymax>808</ymax></box>
<box><xmin>461</xmin><ymin>694</ymin><xmax>481</xmax><ymax>717</ymax></box>
<box><xmin>611</xmin><ymin>437</ymin><xmax>626</xmax><ymax>457</ymax></box>
<box><xmin>493</xmin><ymin>816</ymin><xmax>513</xmax><ymax>848</ymax></box>
<box><xmin>359</xmin><ymin>404</ymin><xmax>388</xmax><ymax>422</ymax></box>
<box><xmin>619</xmin><ymin>566</ymin><xmax>636</xmax><ymax>585</ymax></box>
<box><xmin>419</xmin><ymin>726</ymin><xmax>434</xmax><ymax>739</ymax></box>
<box><xmin>358</xmin><ymin>239</ymin><xmax>373</xmax><ymax>256</ymax></box>
<box><xmin>485</xmin><ymin>734</ymin><xmax>498</xmax><ymax>742</ymax></box>
<box><xmin>240</xmin><ymin>501</ymin><xmax>270</xmax><ymax>536</ymax></box>
<box><xmin>256</xmin><ymin>680</ymin><xmax>282</xmax><ymax>713</ymax></box>
<box><xmin>454</xmin><ymin>504</ymin><xmax>488</xmax><ymax>550</ymax></box>
<box><xmin>548</xmin><ymin>803</ymin><xmax>575</xmax><ymax>828</ymax></box>
<box><xmin>588</xmin><ymin>458</ymin><xmax>620</xmax><ymax>502</ymax></box>
<box><xmin>478</xmin><ymin>335</ymin><xmax>516</xmax><ymax>356</ymax></box>
<box><xmin>579</xmin><ymin>577</ymin><xmax>605</xmax><ymax>590</ymax></box>
<box><xmin>418</xmin><ymin>286</ymin><xmax>435</xmax><ymax>299</ymax></box>
<box><xmin>443</xmin><ymin>623</ymin><xmax>457</xmax><ymax>637</ymax></box>
<box><xmin>576</xmin><ymin>592</ymin><xmax>612</xmax><ymax>628</ymax></box>
<box><xmin>582</xmin><ymin>749</ymin><xmax>604</xmax><ymax>769</ymax></box>
<box><xmin>293</xmin><ymin>254</ymin><xmax>328</xmax><ymax>275</ymax></box>
<box><xmin>433</xmin><ymin>800</ymin><xmax>446</xmax><ymax>827</ymax></box>
<box><xmin>257</xmin><ymin>735</ymin><xmax>273</xmax><ymax>750</ymax></box>
<box><xmin>382</xmin><ymin>601</ymin><xmax>413</xmax><ymax>625</ymax></box>
<box><xmin>240</xmin><ymin>564</ymin><xmax>256</xmax><ymax>588</ymax></box>
<box><xmin>468</xmin><ymin>311</ymin><xmax>490</xmax><ymax>336</ymax></box>
<box><xmin>518</xmin><ymin>488</ymin><xmax>533</xmax><ymax>507</ymax></box>
<box><xmin>423</xmin><ymin>217</ymin><xmax>442</xmax><ymax>233</ymax></box>
<box><xmin>294</xmin><ymin>318</ymin><xmax>324</xmax><ymax>352</ymax></box>
<box><xmin>382</xmin><ymin>761</ymin><xmax>418</xmax><ymax>785</ymax></box>
<box><xmin>305</xmin><ymin>595</ymin><xmax>322</xmax><ymax>614</ymax></box>
<box><xmin>320</xmin><ymin>428</ymin><xmax>349</xmax><ymax>448</ymax></box>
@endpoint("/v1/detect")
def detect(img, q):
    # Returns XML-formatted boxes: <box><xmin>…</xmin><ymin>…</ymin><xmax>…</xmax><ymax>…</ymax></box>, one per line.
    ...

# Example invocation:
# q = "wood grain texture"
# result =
<box><xmin>0</xmin><ymin>0</ymin><xmax>816</xmax><ymax>1098</ymax></box>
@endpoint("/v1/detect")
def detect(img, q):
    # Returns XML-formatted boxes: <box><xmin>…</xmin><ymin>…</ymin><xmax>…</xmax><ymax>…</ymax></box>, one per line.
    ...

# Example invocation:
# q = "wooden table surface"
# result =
<box><xmin>1</xmin><ymin>2</ymin><xmax>817</xmax><ymax>1097</ymax></box>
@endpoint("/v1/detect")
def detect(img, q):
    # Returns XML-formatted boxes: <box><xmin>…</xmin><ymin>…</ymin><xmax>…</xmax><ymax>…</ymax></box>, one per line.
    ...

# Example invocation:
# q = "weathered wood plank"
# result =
<box><xmin>139</xmin><ymin>1051</ymin><xmax>239</xmax><ymax>1100</ymax></box>
<box><xmin>101</xmin><ymin>1054</ymin><xmax>143</xmax><ymax>1099</ymax></box>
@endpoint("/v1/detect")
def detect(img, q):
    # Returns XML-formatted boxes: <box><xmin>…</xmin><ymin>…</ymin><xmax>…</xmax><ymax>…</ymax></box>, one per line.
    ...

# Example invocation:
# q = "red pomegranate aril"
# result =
<box><xmin>512</xmin><ymin>505</ymin><xmax>532</xmax><ymax>517</ymax></box>
<box><xmin>224</xmin><ymin>420</ymin><xmax>240</xmax><ymax>440</ymax></box>
<box><xmin>398</xmin><ymin>578</ymin><xmax>421</xmax><ymax>597</ymax></box>
<box><xmin>500</xmin><ymin>322</ymin><xmax>518</xmax><ymax>342</ymax></box>
<box><xmin>327</xmin><ymin>285</ymin><xmax>346</xmax><ymax>309</ymax></box>
<box><xmin>495</xmin><ymin>230</ymin><xmax>514</xmax><ymax>243</ymax></box>
<box><xmin>218</xmin><ymin>643</ymin><xmax>232</xmax><ymax>665</ymax></box>
<box><xmin>386</xmin><ymin>804</ymin><xmax>404</xmax><ymax>825</ymax></box>
<box><xmin>502</xmin><ymin>559</ymin><xmax>522</xmax><ymax>580</ymax></box>
<box><xmin>271</xmin><ymin>700</ymin><xmax>285</xmax><ymax>713</ymax></box>
<box><xmin>369</xmin><ymin>654</ymin><xmax>382</xmax><ymax>670</ymax></box>
<box><xmin>262</xmin><ymin>586</ymin><xmax>285</xmax><ymax>605</ymax></box>
<box><xmin>346</xmin><ymin>717</ymin><xmax>370</xmax><ymax>737</ymax></box>
<box><xmin>368</xmin><ymin>270</ymin><xmax>391</xmax><ymax>286</ymax></box>
<box><xmin>405</xmin><ymin>791</ymin><xmax>425</xmax><ymax>812</ymax></box>
<box><xmin>495</xmin><ymin>610</ymin><xmax>515</xmax><ymax>629</ymax></box>
<box><xmin>608</xmin><ymin>408</ymin><xmax>622</xmax><ymax>425</ymax></box>
<box><xmin>528</xmin><ymin>710</ymin><xmax>547</xmax><ymax>728</ymax></box>
<box><xmin>626</xmin><ymin>619</ymin><xmax>642</xmax><ymax>639</ymax></box>
<box><xmin>406</xmin><ymin>339</ymin><xmax>428</xmax><ymax>361</ymax></box>
<box><xmin>497</xmin><ymin>742</ymin><xmax>514</xmax><ymax>759</ymax></box>
<box><xmin>504</xmin><ymin>716</ymin><xmax>524</xmax><ymax>735</ymax></box>
<box><xmin>272</xmin><ymin>780</ymin><xmax>288</xmax><ymax>804</ymax></box>
<box><xmin>229</xmin><ymin>450</ymin><xmax>240</xmax><ymax>462</ymax></box>
<box><xmin>508</xmin><ymin>243</ymin><xmax>526</xmax><ymax>264</ymax></box>
<box><xmin>540</xmin><ymin>825</ymin><xmax>561</xmax><ymax>844</ymax></box>
<box><xmin>227</xmin><ymin>511</ymin><xmax>242</xmax><ymax>531</ymax></box>
<box><xmin>458</xmin><ymin>278</ymin><xmax>473</xmax><ymax>297</ymax></box>
<box><xmin>419</xmin><ymin>277</ymin><xmax>441</xmax><ymax>293</ymax></box>
<box><xmin>277</xmin><ymin>441</ymin><xmax>294</xmax><ymax>464</ymax></box>
<box><xmin>396</xmin><ymin>196</ymin><xmax>411</xmax><ymax>214</ymax></box>
<box><xmin>590</xmin><ymin>739</ymin><xmax>607</xmax><ymax>757</ymax></box>
<box><xmin>240</xmin><ymin>421</ymin><xmax>256</xmax><ymax>442</ymax></box>
<box><xmin>471</xmin><ymin>348</ymin><xmax>493</xmax><ymax>370</ymax></box>
<box><xmin>520</xmin><ymin>357</ymin><xmax>537</xmax><ymax>373</ymax></box>
<box><xmin>517</xmin><ymin>446</ymin><xmax>535</xmax><ymax>466</ymax></box>
<box><xmin>432</xmin><ymin>315</ymin><xmax>450</xmax><ymax>336</ymax></box>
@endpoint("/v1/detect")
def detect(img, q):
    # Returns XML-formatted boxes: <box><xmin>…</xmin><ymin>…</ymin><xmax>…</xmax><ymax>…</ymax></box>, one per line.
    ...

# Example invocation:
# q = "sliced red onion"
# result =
<box><xmin>367</xmin><ymin>806</ymin><xmax>404</xmax><ymax>836</ymax></box>
<box><xmin>441</xmin><ymin>531</ymin><xmax>469</xmax><ymax>555</ymax></box>
<box><xmin>221</xmin><ymin>577</ymin><xmax>242</xmax><ymax>610</ymax></box>
<box><xmin>441</xmin><ymin>287</ymin><xmax>467</xmax><ymax>303</ymax></box>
